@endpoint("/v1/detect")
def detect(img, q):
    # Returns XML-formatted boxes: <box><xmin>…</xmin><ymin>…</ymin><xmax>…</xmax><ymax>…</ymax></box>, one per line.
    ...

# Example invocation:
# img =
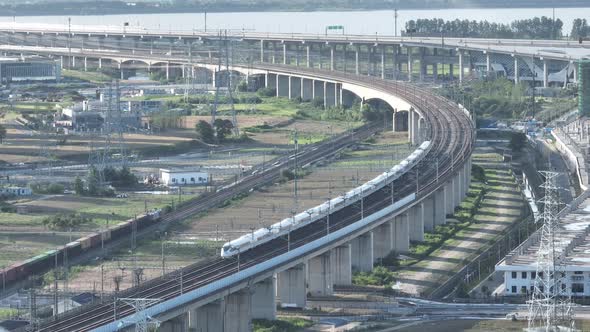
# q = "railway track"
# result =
<box><xmin>30</xmin><ymin>65</ymin><xmax>474</xmax><ymax>332</ymax></box>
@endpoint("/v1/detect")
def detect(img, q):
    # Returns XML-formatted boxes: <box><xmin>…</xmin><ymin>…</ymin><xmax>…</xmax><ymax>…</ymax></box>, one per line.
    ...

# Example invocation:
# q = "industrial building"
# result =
<box><xmin>58</xmin><ymin>100</ymin><xmax>142</xmax><ymax>131</ymax></box>
<box><xmin>0</xmin><ymin>56</ymin><xmax>61</xmax><ymax>83</ymax></box>
<box><xmin>160</xmin><ymin>169</ymin><xmax>209</xmax><ymax>186</ymax></box>
<box><xmin>496</xmin><ymin>199</ymin><xmax>590</xmax><ymax>297</ymax></box>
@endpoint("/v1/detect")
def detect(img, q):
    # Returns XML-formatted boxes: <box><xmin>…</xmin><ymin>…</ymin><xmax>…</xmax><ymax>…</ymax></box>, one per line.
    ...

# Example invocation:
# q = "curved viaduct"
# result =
<box><xmin>6</xmin><ymin>46</ymin><xmax>475</xmax><ymax>332</ymax></box>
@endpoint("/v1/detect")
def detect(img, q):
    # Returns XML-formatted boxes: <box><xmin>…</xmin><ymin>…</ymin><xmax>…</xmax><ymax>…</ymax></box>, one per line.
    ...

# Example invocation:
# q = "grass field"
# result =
<box><xmin>0</xmin><ymin>192</ymin><xmax>200</xmax><ymax>230</ymax></box>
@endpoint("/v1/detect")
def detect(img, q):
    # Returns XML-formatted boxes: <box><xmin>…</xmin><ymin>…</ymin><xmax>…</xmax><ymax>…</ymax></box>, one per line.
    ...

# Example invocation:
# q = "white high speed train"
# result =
<box><xmin>220</xmin><ymin>141</ymin><xmax>431</xmax><ymax>258</ymax></box>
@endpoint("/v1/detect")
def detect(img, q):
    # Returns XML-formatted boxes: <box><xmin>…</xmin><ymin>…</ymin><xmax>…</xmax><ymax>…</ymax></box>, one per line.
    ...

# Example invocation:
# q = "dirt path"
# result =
<box><xmin>396</xmin><ymin>149</ymin><xmax>525</xmax><ymax>296</ymax></box>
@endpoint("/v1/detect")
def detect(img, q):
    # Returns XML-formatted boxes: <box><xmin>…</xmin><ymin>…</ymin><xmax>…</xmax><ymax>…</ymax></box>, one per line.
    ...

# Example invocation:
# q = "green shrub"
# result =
<box><xmin>42</xmin><ymin>213</ymin><xmax>92</xmax><ymax>230</ymax></box>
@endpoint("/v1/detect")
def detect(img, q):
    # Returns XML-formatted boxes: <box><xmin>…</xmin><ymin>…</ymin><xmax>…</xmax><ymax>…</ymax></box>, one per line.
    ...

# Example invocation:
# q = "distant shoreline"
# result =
<box><xmin>1</xmin><ymin>3</ymin><xmax>590</xmax><ymax>17</ymax></box>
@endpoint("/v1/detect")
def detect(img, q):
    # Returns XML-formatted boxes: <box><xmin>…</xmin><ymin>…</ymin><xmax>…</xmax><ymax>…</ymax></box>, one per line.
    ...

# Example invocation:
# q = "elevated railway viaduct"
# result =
<box><xmin>0</xmin><ymin>33</ymin><xmax>477</xmax><ymax>331</ymax></box>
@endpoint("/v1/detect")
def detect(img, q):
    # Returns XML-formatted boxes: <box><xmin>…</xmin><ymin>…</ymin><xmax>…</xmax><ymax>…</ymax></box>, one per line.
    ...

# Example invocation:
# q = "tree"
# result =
<box><xmin>213</xmin><ymin>119</ymin><xmax>234</xmax><ymax>141</ymax></box>
<box><xmin>87</xmin><ymin>168</ymin><xmax>100</xmax><ymax>196</ymax></box>
<box><xmin>509</xmin><ymin>132</ymin><xmax>527</xmax><ymax>152</ymax></box>
<box><xmin>74</xmin><ymin>176</ymin><xmax>85</xmax><ymax>195</ymax></box>
<box><xmin>237</xmin><ymin>80</ymin><xmax>248</xmax><ymax>92</ymax></box>
<box><xmin>0</xmin><ymin>124</ymin><xmax>6</xmax><ymax>144</ymax></box>
<box><xmin>195</xmin><ymin>120</ymin><xmax>215</xmax><ymax>143</ymax></box>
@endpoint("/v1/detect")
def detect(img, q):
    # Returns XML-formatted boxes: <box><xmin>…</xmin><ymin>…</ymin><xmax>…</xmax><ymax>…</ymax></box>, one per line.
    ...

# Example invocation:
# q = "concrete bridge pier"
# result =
<box><xmin>189</xmin><ymin>300</ymin><xmax>223</xmax><ymax>332</ymax></box>
<box><xmin>373</xmin><ymin>221</ymin><xmax>394</xmax><ymax>260</ymax></box>
<box><xmin>407</xmin><ymin>47</ymin><xmax>413</xmax><ymax>82</ymax></box>
<box><xmin>83</xmin><ymin>57</ymin><xmax>88</xmax><ymax>72</ymax></box>
<box><xmin>301</xmin><ymin>78</ymin><xmax>313</xmax><ymax>101</ymax></box>
<box><xmin>313</xmin><ymin>80</ymin><xmax>324</xmax><ymax>104</ymax></box>
<box><xmin>409</xmin><ymin>203</ymin><xmax>425</xmax><ymax>242</ymax></box>
<box><xmin>355</xmin><ymin>45</ymin><xmax>360</xmax><ymax>75</ymax></box>
<box><xmin>98</xmin><ymin>57</ymin><xmax>102</xmax><ymax>69</ymax></box>
<box><xmin>159</xmin><ymin>313</ymin><xmax>188</xmax><ymax>332</ymax></box>
<box><xmin>422</xmin><ymin>198</ymin><xmax>435</xmax><ymax>232</ymax></box>
<box><xmin>289</xmin><ymin>76</ymin><xmax>302</xmax><ymax>100</ymax></box>
<box><xmin>459</xmin><ymin>52</ymin><xmax>464</xmax><ymax>83</ymax></box>
<box><xmin>514</xmin><ymin>55</ymin><xmax>519</xmax><ymax>84</ymax></box>
<box><xmin>393</xmin><ymin>213</ymin><xmax>410</xmax><ymax>253</ymax></box>
<box><xmin>277</xmin><ymin>75</ymin><xmax>290</xmax><ymax>97</ymax></box>
<box><xmin>408</xmin><ymin>109</ymin><xmax>421</xmax><ymax>145</ymax></box>
<box><xmin>306</xmin><ymin>44</ymin><xmax>311</xmax><ymax>68</ymax></box>
<box><xmin>433</xmin><ymin>188</ymin><xmax>447</xmax><ymax>226</ymax></box>
<box><xmin>350</xmin><ymin>232</ymin><xmax>373</xmax><ymax>272</ymax></box>
<box><xmin>307</xmin><ymin>253</ymin><xmax>333</xmax><ymax>296</ymax></box>
<box><xmin>323</xmin><ymin>82</ymin><xmax>339</xmax><ymax>108</ymax></box>
<box><xmin>251</xmin><ymin>277</ymin><xmax>277</xmax><ymax>320</ymax></box>
<box><xmin>444</xmin><ymin>181</ymin><xmax>454</xmax><ymax>215</ymax></box>
<box><xmin>331</xmin><ymin>244</ymin><xmax>352</xmax><ymax>285</ymax></box>
<box><xmin>276</xmin><ymin>264</ymin><xmax>306</xmax><ymax>308</ymax></box>
<box><xmin>224</xmin><ymin>290</ymin><xmax>252</xmax><ymax>332</ymax></box>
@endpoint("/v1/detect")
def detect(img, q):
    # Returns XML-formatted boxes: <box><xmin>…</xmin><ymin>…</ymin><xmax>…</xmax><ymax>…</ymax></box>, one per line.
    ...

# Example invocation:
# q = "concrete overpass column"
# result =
<box><xmin>60</xmin><ymin>56</ymin><xmax>64</xmax><ymax>69</ymax></box>
<box><xmin>449</xmin><ymin>62</ymin><xmax>454</xmax><ymax>80</ymax></box>
<box><xmin>453</xmin><ymin>174</ymin><xmax>463</xmax><ymax>207</ymax></box>
<box><xmin>574</xmin><ymin>63</ymin><xmax>578</xmax><ymax>83</ymax></box>
<box><xmin>459</xmin><ymin>52</ymin><xmax>464</xmax><ymax>83</ymax></box>
<box><xmin>409</xmin><ymin>203</ymin><xmax>425</xmax><ymax>242</ymax></box>
<box><xmin>486</xmin><ymin>52</ymin><xmax>491</xmax><ymax>73</ymax></box>
<box><xmin>407</xmin><ymin>47</ymin><xmax>413</xmax><ymax>82</ymax></box>
<box><xmin>381</xmin><ymin>46</ymin><xmax>386</xmax><ymax>79</ymax></box>
<box><xmin>283</xmin><ymin>42</ymin><xmax>287</xmax><ymax>65</ymax></box>
<box><xmin>373</xmin><ymin>221</ymin><xmax>394</xmax><ymax>260</ymax></box>
<box><xmin>224</xmin><ymin>290</ymin><xmax>251</xmax><ymax>332</ymax></box>
<box><xmin>165</xmin><ymin>61</ymin><xmax>170</xmax><ymax>80</ymax></box>
<box><xmin>392</xmin><ymin>45</ymin><xmax>399</xmax><ymax>80</ymax></box>
<box><xmin>71</xmin><ymin>56</ymin><xmax>76</xmax><ymax>69</ymax></box>
<box><xmin>543</xmin><ymin>59</ymin><xmax>549</xmax><ymax>88</ymax></box>
<box><xmin>355</xmin><ymin>45</ymin><xmax>360</xmax><ymax>75</ymax></box>
<box><xmin>514</xmin><ymin>56</ymin><xmax>519</xmax><ymax>84</ymax></box>
<box><xmin>307</xmin><ymin>253</ymin><xmax>333</xmax><ymax>296</ymax></box>
<box><xmin>159</xmin><ymin>314</ymin><xmax>187</xmax><ymax>332</ymax></box>
<box><xmin>118</xmin><ymin>62</ymin><xmax>123</xmax><ymax>80</ymax></box>
<box><xmin>306</xmin><ymin>44</ymin><xmax>311</xmax><ymax>68</ymax></box>
<box><xmin>260</xmin><ymin>39</ymin><xmax>264</xmax><ymax>62</ymax></box>
<box><xmin>83</xmin><ymin>57</ymin><xmax>87</xmax><ymax>72</ymax></box>
<box><xmin>423</xmin><ymin>198</ymin><xmax>435</xmax><ymax>232</ymax></box>
<box><xmin>407</xmin><ymin>109</ymin><xmax>413</xmax><ymax>142</ymax></box>
<box><xmin>419</xmin><ymin>48</ymin><xmax>426</xmax><ymax>81</ymax></box>
<box><xmin>288</xmin><ymin>75</ymin><xmax>292</xmax><ymax>99</ymax></box>
<box><xmin>350</xmin><ymin>232</ymin><xmax>373</xmax><ymax>272</ymax></box>
<box><xmin>323</xmin><ymin>81</ymin><xmax>328</xmax><ymax>108</ymax></box>
<box><xmin>330</xmin><ymin>45</ymin><xmax>335</xmax><ymax>71</ymax></box>
<box><xmin>181</xmin><ymin>64</ymin><xmax>186</xmax><ymax>78</ymax></box>
<box><xmin>432</xmin><ymin>63</ymin><xmax>438</xmax><ymax>82</ymax></box>
<box><xmin>212</xmin><ymin>70</ymin><xmax>217</xmax><ymax>88</ymax></box>
<box><xmin>434</xmin><ymin>189</ymin><xmax>446</xmax><ymax>226</ymax></box>
<box><xmin>189</xmin><ymin>300</ymin><xmax>223</xmax><ymax>332</ymax></box>
<box><xmin>277</xmin><ymin>264</ymin><xmax>306</xmax><ymax>308</ymax></box>
<box><xmin>251</xmin><ymin>277</ymin><xmax>276</xmax><ymax>320</ymax></box>
<box><xmin>295</xmin><ymin>44</ymin><xmax>300</xmax><ymax>66</ymax></box>
<box><xmin>331</xmin><ymin>244</ymin><xmax>352</xmax><ymax>286</ymax></box>
<box><xmin>445</xmin><ymin>181</ymin><xmax>454</xmax><ymax>215</ymax></box>
<box><xmin>394</xmin><ymin>213</ymin><xmax>410</xmax><ymax>253</ymax></box>
<box><xmin>414</xmin><ymin>111</ymin><xmax>420</xmax><ymax>145</ymax></box>
<box><xmin>302</xmin><ymin>78</ymin><xmax>313</xmax><ymax>101</ymax></box>
<box><xmin>392</xmin><ymin>110</ymin><xmax>397</xmax><ymax>132</ymax></box>
<box><xmin>98</xmin><ymin>58</ymin><xmax>102</xmax><ymax>69</ymax></box>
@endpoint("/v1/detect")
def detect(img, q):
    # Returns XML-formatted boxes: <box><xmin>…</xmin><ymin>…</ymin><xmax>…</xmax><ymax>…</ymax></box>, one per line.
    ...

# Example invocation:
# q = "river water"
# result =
<box><xmin>0</xmin><ymin>7</ymin><xmax>589</xmax><ymax>37</ymax></box>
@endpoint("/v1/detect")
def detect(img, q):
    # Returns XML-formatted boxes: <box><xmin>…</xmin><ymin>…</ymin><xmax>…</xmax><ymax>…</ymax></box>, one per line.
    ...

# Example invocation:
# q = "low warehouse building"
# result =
<box><xmin>160</xmin><ymin>169</ymin><xmax>209</xmax><ymax>186</ymax></box>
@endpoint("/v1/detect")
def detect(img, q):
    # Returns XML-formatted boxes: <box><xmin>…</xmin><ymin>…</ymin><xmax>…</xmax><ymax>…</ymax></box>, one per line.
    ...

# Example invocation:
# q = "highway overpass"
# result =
<box><xmin>0</xmin><ymin>23</ymin><xmax>588</xmax><ymax>86</ymax></box>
